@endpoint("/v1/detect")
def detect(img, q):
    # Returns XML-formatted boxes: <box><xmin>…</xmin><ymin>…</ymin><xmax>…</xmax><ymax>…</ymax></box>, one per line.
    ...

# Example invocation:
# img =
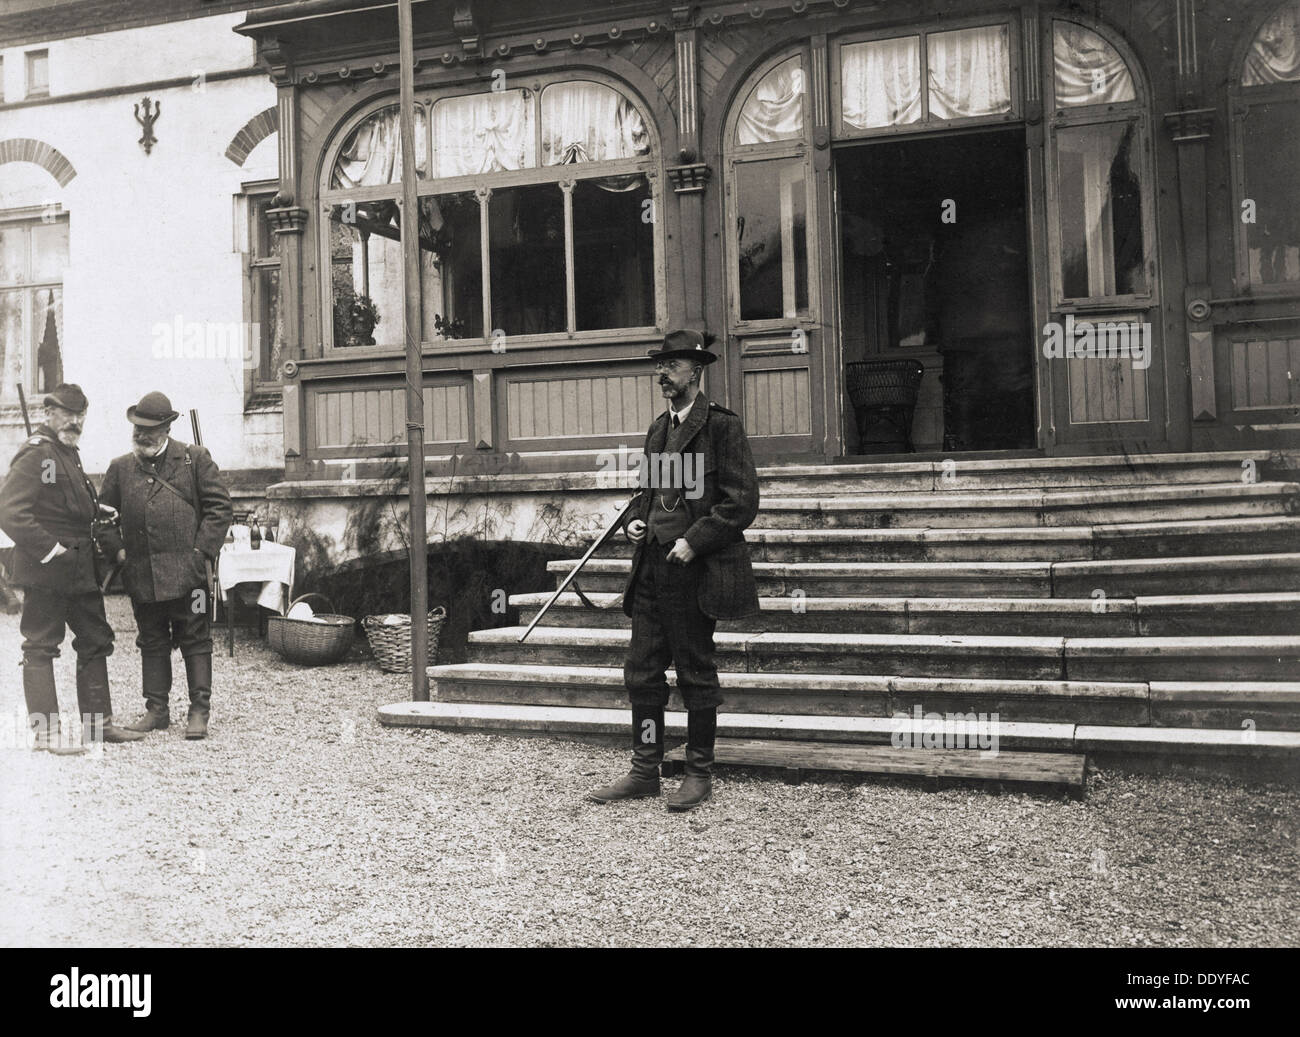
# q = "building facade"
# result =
<box><xmin>1</xmin><ymin>0</ymin><xmax>1297</xmax><ymax>502</ymax></box>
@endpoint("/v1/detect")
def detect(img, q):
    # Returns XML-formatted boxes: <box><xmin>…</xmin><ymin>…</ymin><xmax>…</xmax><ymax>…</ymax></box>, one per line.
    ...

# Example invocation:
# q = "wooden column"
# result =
<box><xmin>668</xmin><ymin>24</ymin><xmax>709</xmax><ymax>332</ymax></box>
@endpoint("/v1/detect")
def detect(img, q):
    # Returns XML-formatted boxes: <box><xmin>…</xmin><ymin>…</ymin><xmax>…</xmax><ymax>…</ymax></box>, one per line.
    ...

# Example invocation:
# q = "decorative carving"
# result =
<box><xmin>283</xmin><ymin>360</ymin><xmax>299</xmax><ymax>379</ymax></box>
<box><xmin>266</xmin><ymin>205</ymin><xmax>309</xmax><ymax>236</ymax></box>
<box><xmin>666</xmin><ymin>162</ymin><xmax>712</xmax><ymax>193</ymax></box>
<box><xmin>1186</xmin><ymin>298</ymin><xmax>1212</xmax><ymax>322</ymax></box>
<box><xmin>1164</xmin><ymin>107</ymin><xmax>1214</xmax><ymax>142</ymax></box>
<box><xmin>455</xmin><ymin>2</ymin><xmax>481</xmax><ymax>56</ymax></box>
<box><xmin>260</xmin><ymin>35</ymin><xmax>293</xmax><ymax>84</ymax></box>
<box><xmin>134</xmin><ymin>97</ymin><xmax>160</xmax><ymax>155</ymax></box>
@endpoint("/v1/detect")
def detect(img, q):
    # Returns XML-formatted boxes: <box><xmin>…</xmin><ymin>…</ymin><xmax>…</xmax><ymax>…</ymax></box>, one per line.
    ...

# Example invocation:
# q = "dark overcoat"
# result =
<box><xmin>0</xmin><ymin>425</ymin><xmax>109</xmax><ymax>595</ymax></box>
<box><xmin>99</xmin><ymin>438</ymin><xmax>233</xmax><ymax>603</ymax></box>
<box><xmin>622</xmin><ymin>392</ymin><xmax>761</xmax><ymax>620</ymax></box>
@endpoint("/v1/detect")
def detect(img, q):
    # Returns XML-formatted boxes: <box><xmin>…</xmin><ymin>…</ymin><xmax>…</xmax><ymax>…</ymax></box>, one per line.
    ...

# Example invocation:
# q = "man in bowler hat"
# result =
<box><xmin>0</xmin><ymin>384</ymin><xmax>144</xmax><ymax>752</ymax></box>
<box><xmin>588</xmin><ymin>330</ymin><xmax>760</xmax><ymax>811</ymax></box>
<box><xmin>99</xmin><ymin>391</ymin><xmax>232</xmax><ymax>739</ymax></box>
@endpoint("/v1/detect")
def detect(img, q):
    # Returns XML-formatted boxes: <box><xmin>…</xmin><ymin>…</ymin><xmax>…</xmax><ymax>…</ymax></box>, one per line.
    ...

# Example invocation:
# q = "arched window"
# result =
<box><xmin>1046</xmin><ymin>19</ymin><xmax>1154</xmax><ymax>305</ymax></box>
<box><xmin>725</xmin><ymin>51</ymin><xmax>816</xmax><ymax>327</ymax></box>
<box><xmin>319</xmin><ymin>76</ymin><xmax>658</xmax><ymax>350</ymax></box>
<box><xmin>1233</xmin><ymin>0</ymin><xmax>1300</xmax><ymax>288</ymax></box>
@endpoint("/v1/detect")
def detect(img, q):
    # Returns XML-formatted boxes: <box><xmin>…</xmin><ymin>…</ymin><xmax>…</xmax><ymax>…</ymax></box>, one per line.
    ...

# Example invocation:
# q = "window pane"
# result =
<box><xmin>1056</xmin><ymin>122</ymin><xmax>1146</xmax><ymax>299</ymax></box>
<box><xmin>1053</xmin><ymin>23</ymin><xmax>1136</xmax><ymax>106</ymax></box>
<box><xmin>328</xmin><ymin>201</ymin><xmax>401</xmax><ymax>347</ymax></box>
<box><xmin>736</xmin><ymin>158</ymin><xmax>810</xmax><ymax>321</ymax></box>
<box><xmin>30</xmin><ymin>223</ymin><xmax>68</xmax><ymax>281</ymax></box>
<box><xmin>330</xmin><ymin>106</ymin><xmax>427</xmax><ymax>190</ymax></box>
<box><xmin>736</xmin><ymin>56</ymin><xmax>805</xmax><ymax>145</ymax></box>
<box><xmin>573</xmin><ymin>176</ymin><xmax>655</xmax><ymax>330</ymax></box>
<box><xmin>32</xmin><ymin>287</ymin><xmax>62</xmax><ymax>393</ymax></box>
<box><xmin>1242</xmin><ymin>0</ymin><xmax>1300</xmax><ymax>85</ymax></box>
<box><xmin>433</xmin><ymin>89</ymin><xmax>535</xmax><ymax>178</ymax></box>
<box><xmin>0</xmin><ymin>290</ymin><xmax>23</xmax><ymax>398</ymax></box>
<box><xmin>0</xmin><ymin>226</ymin><xmax>27</xmax><ymax>284</ymax></box>
<box><xmin>541</xmin><ymin>81</ymin><xmax>651</xmax><ymax>164</ymax></box>
<box><xmin>488</xmin><ymin>184</ymin><xmax>565</xmax><ymax>335</ymax></box>
<box><xmin>255</xmin><ymin>267</ymin><xmax>283</xmax><ymax>382</ymax></box>
<box><xmin>1242</xmin><ymin>99</ymin><xmax>1300</xmax><ymax>283</ymax></box>
<box><xmin>841</xmin><ymin>37</ymin><xmax>922</xmax><ymax>129</ymax></box>
<box><xmin>251</xmin><ymin>196</ymin><xmax>279</xmax><ymax>259</ymax></box>
<box><xmin>420</xmin><ymin>193</ymin><xmax>483</xmax><ymax>340</ymax></box>
<box><xmin>928</xmin><ymin>25</ymin><xmax>1012</xmax><ymax>119</ymax></box>
<box><xmin>26</xmin><ymin>51</ymin><xmax>48</xmax><ymax>96</ymax></box>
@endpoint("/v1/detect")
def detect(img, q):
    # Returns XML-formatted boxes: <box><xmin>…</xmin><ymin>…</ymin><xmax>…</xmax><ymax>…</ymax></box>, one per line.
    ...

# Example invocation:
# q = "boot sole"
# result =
<box><xmin>666</xmin><ymin>792</ymin><xmax>712</xmax><ymax>812</ymax></box>
<box><xmin>586</xmin><ymin>788</ymin><xmax>660</xmax><ymax>804</ymax></box>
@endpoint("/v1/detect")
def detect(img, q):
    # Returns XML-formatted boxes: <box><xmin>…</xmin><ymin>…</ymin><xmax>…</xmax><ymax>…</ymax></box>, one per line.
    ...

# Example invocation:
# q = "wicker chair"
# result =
<box><xmin>846</xmin><ymin>358</ymin><xmax>925</xmax><ymax>453</ymax></box>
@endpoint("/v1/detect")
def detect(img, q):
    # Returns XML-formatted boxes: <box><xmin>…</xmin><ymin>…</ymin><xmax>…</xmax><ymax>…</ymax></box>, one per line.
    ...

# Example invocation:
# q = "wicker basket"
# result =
<box><xmin>266</xmin><ymin>593</ymin><xmax>356</xmax><ymax>666</ymax></box>
<box><xmin>362</xmin><ymin>607</ymin><xmax>448</xmax><ymax>673</ymax></box>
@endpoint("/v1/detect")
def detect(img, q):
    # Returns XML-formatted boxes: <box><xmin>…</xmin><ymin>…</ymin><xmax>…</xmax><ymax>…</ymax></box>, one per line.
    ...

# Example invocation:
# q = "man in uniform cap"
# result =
<box><xmin>588</xmin><ymin>330</ymin><xmax>760</xmax><ymax>811</ymax></box>
<box><xmin>0</xmin><ymin>384</ymin><xmax>145</xmax><ymax>752</ymax></box>
<box><xmin>100</xmin><ymin>391</ymin><xmax>232</xmax><ymax>739</ymax></box>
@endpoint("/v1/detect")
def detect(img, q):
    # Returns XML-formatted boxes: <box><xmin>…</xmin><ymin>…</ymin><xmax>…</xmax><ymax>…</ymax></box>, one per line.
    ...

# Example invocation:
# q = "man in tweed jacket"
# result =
<box><xmin>99</xmin><ymin>391</ymin><xmax>232</xmax><ymax>739</ymax></box>
<box><xmin>589</xmin><ymin>330</ymin><xmax>760</xmax><ymax>812</ymax></box>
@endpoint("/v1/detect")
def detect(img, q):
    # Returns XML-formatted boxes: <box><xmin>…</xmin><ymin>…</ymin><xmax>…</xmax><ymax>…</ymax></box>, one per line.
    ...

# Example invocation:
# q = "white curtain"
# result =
<box><xmin>736</xmin><ymin>57</ymin><xmax>805</xmax><ymax>145</ymax></box>
<box><xmin>330</xmin><ymin>106</ymin><xmax>428</xmax><ymax>190</ymax></box>
<box><xmin>1053</xmin><ymin>23</ymin><xmax>1136</xmax><ymax>106</ymax></box>
<box><xmin>841</xmin><ymin>37</ymin><xmax>922</xmax><ymax>129</ymax></box>
<box><xmin>1243</xmin><ymin>1</ymin><xmax>1300</xmax><ymax>85</ymax></box>
<box><xmin>928</xmin><ymin>24</ymin><xmax>1012</xmax><ymax>119</ymax></box>
<box><xmin>432</xmin><ymin>89</ymin><xmax>535</xmax><ymax>178</ymax></box>
<box><xmin>542</xmin><ymin>81</ymin><xmax>650</xmax><ymax>165</ymax></box>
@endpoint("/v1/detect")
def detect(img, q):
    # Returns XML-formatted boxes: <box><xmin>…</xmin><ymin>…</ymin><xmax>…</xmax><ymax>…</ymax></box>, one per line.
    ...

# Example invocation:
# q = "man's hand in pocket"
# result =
<box><xmin>626</xmin><ymin>519</ymin><xmax>647</xmax><ymax>544</ymax></box>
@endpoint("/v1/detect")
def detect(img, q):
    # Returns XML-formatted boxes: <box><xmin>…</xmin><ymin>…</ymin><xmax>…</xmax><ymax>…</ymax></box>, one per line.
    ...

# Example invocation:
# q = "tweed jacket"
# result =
<box><xmin>99</xmin><ymin>438</ymin><xmax>233</xmax><ymax>603</ymax></box>
<box><xmin>0</xmin><ymin>425</ymin><xmax>112</xmax><ymax>595</ymax></box>
<box><xmin>622</xmin><ymin>392</ymin><xmax>760</xmax><ymax>620</ymax></box>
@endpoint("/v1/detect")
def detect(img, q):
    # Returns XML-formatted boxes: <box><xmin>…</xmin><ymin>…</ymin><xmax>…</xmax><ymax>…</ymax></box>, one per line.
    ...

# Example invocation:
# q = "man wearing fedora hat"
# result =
<box><xmin>0</xmin><ymin>383</ymin><xmax>145</xmax><ymax>752</ymax></box>
<box><xmin>99</xmin><ymin>391</ymin><xmax>232</xmax><ymax>739</ymax></box>
<box><xmin>588</xmin><ymin>330</ymin><xmax>760</xmax><ymax>811</ymax></box>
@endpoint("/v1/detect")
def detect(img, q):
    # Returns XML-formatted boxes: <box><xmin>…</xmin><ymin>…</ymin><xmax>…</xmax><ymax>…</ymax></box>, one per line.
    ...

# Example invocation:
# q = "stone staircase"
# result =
<box><xmin>380</xmin><ymin>450</ymin><xmax>1300</xmax><ymax>779</ymax></box>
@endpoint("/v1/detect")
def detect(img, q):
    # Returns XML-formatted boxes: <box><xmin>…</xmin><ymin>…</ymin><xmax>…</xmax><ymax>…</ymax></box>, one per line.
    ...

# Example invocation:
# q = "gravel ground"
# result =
<box><xmin>1</xmin><ymin>595</ymin><xmax>1296</xmax><ymax>948</ymax></box>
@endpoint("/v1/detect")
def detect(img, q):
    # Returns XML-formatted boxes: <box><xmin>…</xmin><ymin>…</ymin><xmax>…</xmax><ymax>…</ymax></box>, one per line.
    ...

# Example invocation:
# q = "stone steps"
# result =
<box><xmin>751</xmin><ymin>482</ymin><xmax>1297</xmax><ymax>529</ymax></box>
<box><xmin>469</xmin><ymin>627</ymin><xmax>1300</xmax><ymax>683</ymax></box>
<box><xmin>551</xmin><ymin>552</ymin><xmax>1300</xmax><ymax>598</ymax></box>
<box><xmin>593</xmin><ymin>516</ymin><xmax>1300</xmax><ymax>562</ymax></box>
<box><xmin>511</xmin><ymin>591</ymin><xmax>1300</xmax><ymax>636</ymax></box>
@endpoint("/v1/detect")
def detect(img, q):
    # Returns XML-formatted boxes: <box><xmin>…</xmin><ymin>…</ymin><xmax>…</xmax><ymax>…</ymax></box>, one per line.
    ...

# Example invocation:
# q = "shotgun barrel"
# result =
<box><xmin>16</xmin><ymin>383</ymin><xmax>31</xmax><ymax>436</ymax></box>
<box><xmin>518</xmin><ymin>497</ymin><xmax>638</xmax><ymax>642</ymax></box>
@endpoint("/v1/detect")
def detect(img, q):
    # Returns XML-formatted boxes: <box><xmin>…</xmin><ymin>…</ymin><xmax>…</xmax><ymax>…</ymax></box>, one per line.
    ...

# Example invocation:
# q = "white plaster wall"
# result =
<box><xmin>0</xmin><ymin>15</ymin><xmax>281</xmax><ymax>476</ymax></box>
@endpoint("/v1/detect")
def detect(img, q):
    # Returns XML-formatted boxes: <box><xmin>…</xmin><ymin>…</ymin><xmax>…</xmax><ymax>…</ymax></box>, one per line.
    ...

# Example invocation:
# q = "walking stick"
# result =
<box><xmin>189</xmin><ymin>409</ymin><xmax>226</xmax><ymax>655</ymax></box>
<box><xmin>518</xmin><ymin>497</ymin><xmax>638</xmax><ymax>642</ymax></box>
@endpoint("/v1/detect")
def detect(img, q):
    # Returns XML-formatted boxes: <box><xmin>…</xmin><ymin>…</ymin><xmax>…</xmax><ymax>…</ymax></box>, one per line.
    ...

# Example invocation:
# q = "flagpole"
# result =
<box><xmin>398</xmin><ymin>0</ymin><xmax>429</xmax><ymax>700</ymax></box>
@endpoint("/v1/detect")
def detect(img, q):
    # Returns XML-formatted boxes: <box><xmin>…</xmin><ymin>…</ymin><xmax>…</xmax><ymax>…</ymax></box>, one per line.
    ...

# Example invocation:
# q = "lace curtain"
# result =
<box><xmin>1243</xmin><ymin>1</ymin><xmax>1300</xmax><ymax>85</ymax></box>
<box><xmin>736</xmin><ymin>57</ymin><xmax>805</xmax><ymax>145</ymax></box>
<box><xmin>330</xmin><ymin>106</ymin><xmax>428</xmax><ymax>190</ymax></box>
<box><xmin>841</xmin><ymin>37</ymin><xmax>922</xmax><ymax>129</ymax></box>
<box><xmin>433</xmin><ymin>89</ymin><xmax>535</xmax><ymax>178</ymax></box>
<box><xmin>1053</xmin><ymin>23</ymin><xmax>1136</xmax><ymax>106</ymax></box>
<box><xmin>542</xmin><ymin>81</ymin><xmax>650</xmax><ymax>165</ymax></box>
<box><xmin>928</xmin><ymin>24</ymin><xmax>1012</xmax><ymax>119</ymax></box>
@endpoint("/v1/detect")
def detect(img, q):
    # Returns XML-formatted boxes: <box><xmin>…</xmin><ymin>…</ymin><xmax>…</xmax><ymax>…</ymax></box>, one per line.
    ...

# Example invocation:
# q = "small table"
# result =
<box><xmin>217</xmin><ymin>539</ymin><xmax>295</xmax><ymax>656</ymax></box>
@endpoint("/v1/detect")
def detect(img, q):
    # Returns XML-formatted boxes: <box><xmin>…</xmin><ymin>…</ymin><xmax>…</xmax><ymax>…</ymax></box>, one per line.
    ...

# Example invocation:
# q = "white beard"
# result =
<box><xmin>55</xmin><ymin>428</ymin><xmax>81</xmax><ymax>448</ymax></box>
<box><xmin>132</xmin><ymin>438</ymin><xmax>167</xmax><ymax>461</ymax></box>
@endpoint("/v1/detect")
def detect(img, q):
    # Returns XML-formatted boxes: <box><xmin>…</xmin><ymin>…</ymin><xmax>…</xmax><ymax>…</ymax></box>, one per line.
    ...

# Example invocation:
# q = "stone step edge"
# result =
<box><xmin>376</xmin><ymin>701</ymin><xmax>1300</xmax><ymax>756</ymax></box>
<box><xmin>509</xmin><ymin>591</ymin><xmax>1300</xmax><ymax>614</ymax></box>
<box><xmin>759</xmin><ymin>482</ymin><xmax>1298</xmax><ymax>509</ymax></box>
<box><xmin>756</xmin><ymin>450</ymin><xmax>1275</xmax><ymax>479</ymax></box>
<box><xmin>429</xmin><ymin>663</ymin><xmax>1300</xmax><ymax>706</ymax></box>
<box><xmin>547</xmin><ymin>552</ymin><xmax>1300</xmax><ymax>575</ymax></box>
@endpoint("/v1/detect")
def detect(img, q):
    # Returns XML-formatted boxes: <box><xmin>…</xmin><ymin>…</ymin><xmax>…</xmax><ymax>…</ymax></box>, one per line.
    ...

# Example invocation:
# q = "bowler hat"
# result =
<box><xmin>647</xmin><ymin>329</ymin><xmax>718</xmax><ymax>365</ymax></box>
<box><xmin>44</xmin><ymin>383</ymin><xmax>89</xmax><ymax>413</ymax></box>
<box><xmin>127</xmin><ymin>391</ymin><xmax>180</xmax><ymax>428</ymax></box>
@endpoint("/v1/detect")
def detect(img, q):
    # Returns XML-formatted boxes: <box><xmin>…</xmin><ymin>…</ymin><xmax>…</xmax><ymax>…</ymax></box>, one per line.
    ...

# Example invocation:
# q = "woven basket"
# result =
<box><xmin>362</xmin><ymin>607</ymin><xmax>448</xmax><ymax>673</ymax></box>
<box><xmin>266</xmin><ymin>593</ymin><xmax>356</xmax><ymax>666</ymax></box>
<box><xmin>845</xmin><ymin>359</ymin><xmax>925</xmax><ymax>409</ymax></box>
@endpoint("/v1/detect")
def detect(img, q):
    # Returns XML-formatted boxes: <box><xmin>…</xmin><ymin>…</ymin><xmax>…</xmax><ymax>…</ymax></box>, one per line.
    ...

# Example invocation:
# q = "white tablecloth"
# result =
<box><xmin>218</xmin><ymin>540</ymin><xmax>295</xmax><ymax>612</ymax></box>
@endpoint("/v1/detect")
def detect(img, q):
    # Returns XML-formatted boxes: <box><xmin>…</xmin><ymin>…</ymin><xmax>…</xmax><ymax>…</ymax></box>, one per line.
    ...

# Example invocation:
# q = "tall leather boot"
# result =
<box><xmin>666</xmin><ymin>707</ymin><xmax>717</xmax><ymax>812</ymax></box>
<box><xmin>587</xmin><ymin>704</ymin><xmax>664</xmax><ymax>803</ymax></box>
<box><xmin>184</xmin><ymin>654</ymin><xmax>212</xmax><ymax>740</ymax></box>
<box><xmin>23</xmin><ymin>658</ymin><xmax>86</xmax><ymax>756</ymax></box>
<box><xmin>76</xmin><ymin>655</ymin><xmax>145</xmax><ymax>744</ymax></box>
<box><xmin>124</xmin><ymin>654</ymin><xmax>172</xmax><ymax>732</ymax></box>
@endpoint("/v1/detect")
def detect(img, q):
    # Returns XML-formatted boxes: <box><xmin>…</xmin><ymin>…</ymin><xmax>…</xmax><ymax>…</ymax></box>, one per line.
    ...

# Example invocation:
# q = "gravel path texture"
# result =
<box><xmin>1</xmin><ymin>595</ymin><xmax>1296</xmax><ymax>947</ymax></box>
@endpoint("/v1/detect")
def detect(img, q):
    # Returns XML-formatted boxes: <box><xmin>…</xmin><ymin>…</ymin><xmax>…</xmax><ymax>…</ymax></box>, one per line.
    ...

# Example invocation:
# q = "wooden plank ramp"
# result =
<box><xmin>663</xmin><ymin>738</ymin><xmax>1089</xmax><ymax>798</ymax></box>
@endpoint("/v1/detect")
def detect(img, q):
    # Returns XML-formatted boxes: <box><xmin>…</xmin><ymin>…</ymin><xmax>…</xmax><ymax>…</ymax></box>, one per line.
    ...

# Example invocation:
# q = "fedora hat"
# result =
<box><xmin>126</xmin><ymin>390</ymin><xmax>180</xmax><ymax>428</ymax></box>
<box><xmin>646</xmin><ymin>329</ymin><xmax>718</xmax><ymax>365</ymax></box>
